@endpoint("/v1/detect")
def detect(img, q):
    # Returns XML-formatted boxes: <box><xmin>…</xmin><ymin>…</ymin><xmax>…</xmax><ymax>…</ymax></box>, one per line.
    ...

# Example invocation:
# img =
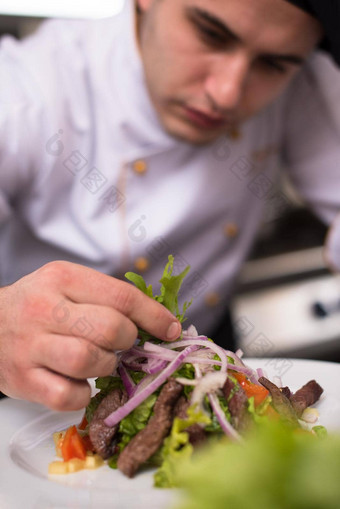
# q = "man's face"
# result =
<box><xmin>136</xmin><ymin>0</ymin><xmax>322</xmax><ymax>144</ymax></box>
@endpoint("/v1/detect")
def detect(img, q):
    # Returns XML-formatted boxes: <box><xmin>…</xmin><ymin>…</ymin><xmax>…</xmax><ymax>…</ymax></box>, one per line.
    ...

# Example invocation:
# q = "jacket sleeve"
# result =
<box><xmin>282</xmin><ymin>52</ymin><xmax>340</xmax><ymax>271</ymax></box>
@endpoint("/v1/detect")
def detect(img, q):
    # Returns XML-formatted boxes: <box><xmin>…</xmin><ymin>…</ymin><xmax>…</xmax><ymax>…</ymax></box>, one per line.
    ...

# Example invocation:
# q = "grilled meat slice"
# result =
<box><xmin>174</xmin><ymin>396</ymin><xmax>206</xmax><ymax>446</ymax></box>
<box><xmin>117</xmin><ymin>378</ymin><xmax>183</xmax><ymax>478</ymax></box>
<box><xmin>290</xmin><ymin>380</ymin><xmax>323</xmax><ymax>417</ymax></box>
<box><xmin>223</xmin><ymin>376</ymin><xmax>253</xmax><ymax>433</ymax></box>
<box><xmin>280</xmin><ymin>386</ymin><xmax>292</xmax><ymax>399</ymax></box>
<box><xmin>259</xmin><ymin>377</ymin><xmax>298</xmax><ymax>427</ymax></box>
<box><xmin>89</xmin><ymin>388</ymin><xmax>128</xmax><ymax>459</ymax></box>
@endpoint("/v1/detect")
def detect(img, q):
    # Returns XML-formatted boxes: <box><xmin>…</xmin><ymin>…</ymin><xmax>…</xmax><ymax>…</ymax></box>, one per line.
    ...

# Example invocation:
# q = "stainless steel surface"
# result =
<box><xmin>233</xmin><ymin>273</ymin><xmax>340</xmax><ymax>360</ymax></box>
<box><xmin>239</xmin><ymin>247</ymin><xmax>326</xmax><ymax>288</ymax></box>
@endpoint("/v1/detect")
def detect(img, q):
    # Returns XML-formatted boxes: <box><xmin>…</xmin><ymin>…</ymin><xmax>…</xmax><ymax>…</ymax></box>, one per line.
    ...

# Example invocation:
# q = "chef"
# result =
<box><xmin>0</xmin><ymin>0</ymin><xmax>339</xmax><ymax>409</ymax></box>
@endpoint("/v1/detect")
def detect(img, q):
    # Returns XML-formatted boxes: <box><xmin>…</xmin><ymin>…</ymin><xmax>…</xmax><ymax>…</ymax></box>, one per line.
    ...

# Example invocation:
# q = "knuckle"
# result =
<box><xmin>65</xmin><ymin>342</ymin><xmax>91</xmax><ymax>374</ymax></box>
<box><xmin>109</xmin><ymin>316</ymin><xmax>138</xmax><ymax>350</ymax></box>
<box><xmin>106</xmin><ymin>319</ymin><xmax>122</xmax><ymax>345</ymax></box>
<box><xmin>37</xmin><ymin>261</ymin><xmax>73</xmax><ymax>289</ymax></box>
<box><xmin>46</xmin><ymin>379</ymin><xmax>91</xmax><ymax>412</ymax></box>
<box><xmin>46</xmin><ymin>381</ymin><xmax>72</xmax><ymax>411</ymax></box>
<box><xmin>113</xmin><ymin>283</ymin><xmax>137</xmax><ymax>315</ymax></box>
<box><xmin>99</xmin><ymin>354</ymin><xmax>117</xmax><ymax>376</ymax></box>
<box><xmin>86</xmin><ymin>341</ymin><xmax>106</xmax><ymax>364</ymax></box>
<box><xmin>20</xmin><ymin>292</ymin><xmax>55</xmax><ymax>324</ymax></box>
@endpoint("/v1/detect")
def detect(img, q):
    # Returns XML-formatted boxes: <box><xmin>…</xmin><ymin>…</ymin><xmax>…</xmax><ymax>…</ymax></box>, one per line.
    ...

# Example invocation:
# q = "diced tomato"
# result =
<box><xmin>232</xmin><ymin>372</ymin><xmax>269</xmax><ymax>407</ymax></box>
<box><xmin>61</xmin><ymin>425</ymin><xmax>87</xmax><ymax>461</ymax></box>
<box><xmin>78</xmin><ymin>413</ymin><xmax>88</xmax><ymax>430</ymax></box>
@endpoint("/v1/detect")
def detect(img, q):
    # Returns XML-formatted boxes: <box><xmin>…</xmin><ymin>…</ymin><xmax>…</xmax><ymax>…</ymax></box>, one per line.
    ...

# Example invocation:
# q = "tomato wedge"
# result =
<box><xmin>232</xmin><ymin>372</ymin><xmax>269</xmax><ymax>407</ymax></box>
<box><xmin>61</xmin><ymin>425</ymin><xmax>87</xmax><ymax>461</ymax></box>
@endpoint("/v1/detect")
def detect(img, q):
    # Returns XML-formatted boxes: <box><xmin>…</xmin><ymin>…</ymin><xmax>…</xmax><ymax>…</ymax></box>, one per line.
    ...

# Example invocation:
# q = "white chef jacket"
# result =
<box><xmin>0</xmin><ymin>0</ymin><xmax>339</xmax><ymax>335</ymax></box>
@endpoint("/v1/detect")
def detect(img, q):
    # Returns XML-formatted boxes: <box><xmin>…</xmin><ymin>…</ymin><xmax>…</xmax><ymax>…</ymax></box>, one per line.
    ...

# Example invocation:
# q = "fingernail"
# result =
<box><xmin>166</xmin><ymin>321</ymin><xmax>181</xmax><ymax>340</ymax></box>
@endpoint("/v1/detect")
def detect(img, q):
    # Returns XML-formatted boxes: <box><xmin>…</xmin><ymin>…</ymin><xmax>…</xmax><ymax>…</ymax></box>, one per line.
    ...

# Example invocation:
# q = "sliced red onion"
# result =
<box><xmin>104</xmin><ymin>345</ymin><xmax>197</xmax><ymax>428</ymax></box>
<box><xmin>122</xmin><ymin>359</ymin><xmax>146</xmax><ymax>371</ymax></box>
<box><xmin>224</xmin><ymin>350</ymin><xmax>246</xmax><ymax>367</ymax></box>
<box><xmin>208</xmin><ymin>393</ymin><xmax>242</xmax><ymax>441</ymax></box>
<box><xmin>118</xmin><ymin>365</ymin><xmax>135</xmax><ymax>398</ymax></box>
<box><xmin>194</xmin><ymin>364</ymin><xmax>202</xmax><ymax>379</ymax></box>
<box><xmin>190</xmin><ymin>371</ymin><xmax>228</xmax><ymax>416</ymax></box>
<box><xmin>235</xmin><ymin>348</ymin><xmax>244</xmax><ymax>359</ymax></box>
<box><xmin>120</xmin><ymin>351</ymin><xmax>146</xmax><ymax>371</ymax></box>
<box><xmin>125</xmin><ymin>344</ymin><xmax>224</xmax><ymax>371</ymax></box>
<box><xmin>183</xmin><ymin>325</ymin><xmax>198</xmax><ymax>337</ymax></box>
<box><xmin>142</xmin><ymin>358</ymin><xmax>168</xmax><ymax>375</ymax></box>
<box><xmin>175</xmin><ymin>377</ymin><xmax>198</xmax><ymax>386</ymax></box>
<box><xmin>175</xmin><ymin>335</ymin><xmax>210</xmax><ymax>342</ymax></box>
<box><xmin>256</xmin><ymin>368</ymin><xmax>266</xmax><ymax>379</ymax></box>
<box><xmin>161</xmin><ymin>339</ymin><xmax>229</xmax><ymax>373</ymax></box>
<box><xmin>133</xmin><ymin>373</ymin><xmax>157</xmax><ymax>396</ymax></box>
<box><xmin>228</xmin><ymin>364</ymin><xmax>261</xmax><ymax>386</ymax></box>
<box><xmin>143</xmin><ymin>342</ymin><xmax>225</xmax><ymax>368</ymax></box>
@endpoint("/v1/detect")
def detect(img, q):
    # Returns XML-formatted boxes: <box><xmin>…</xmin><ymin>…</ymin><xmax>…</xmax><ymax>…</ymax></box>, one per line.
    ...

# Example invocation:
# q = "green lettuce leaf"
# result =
<box><xmin>119</xmin><ymin>393</ymin><xmax>157</xmax><ymax>437</ymax></box>
<box><xmin>247</xmin><ymin>394</ymin><xmax>272</xmax><ymax>424</ymax></box>
<box><xmin>125</xmin><ymin>255</ymin><xmax>192</xmax><ymax>343</ymax></box>
<box><xmin>154</xmin><ymin>406</ymin><xmax>210</xmax><ymax>488</ymax></box>
<box><xmin>156</xmin><ymin>255</ymin><xmax>191</xmax><ymax>316</ymax></box>
<box><xmin>124</xmin><ymin>272</ymin><xmax>154</xmax><ymax>298</ymax></box>
<box><xmin>108</xmin><ymin>393</ymin><xmax>158</xmax><ymax>469</ymax></box>
<box><xmin>126</xmin><ymin>254</ymin><xmax>192</xmax><ymax>324</ymax></box>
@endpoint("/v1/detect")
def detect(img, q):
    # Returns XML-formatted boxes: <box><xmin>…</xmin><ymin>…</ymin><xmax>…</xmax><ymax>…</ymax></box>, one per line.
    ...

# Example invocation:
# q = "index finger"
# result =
<box><xmin>44</xmin><ymin>261</ymin><xmax>182</xmax><ymax>341</ymax></box>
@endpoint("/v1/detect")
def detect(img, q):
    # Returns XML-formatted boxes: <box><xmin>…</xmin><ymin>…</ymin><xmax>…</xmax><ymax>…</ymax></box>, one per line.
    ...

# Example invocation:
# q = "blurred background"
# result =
<box><xmin>0</xmin><ymin>1</ymin><xmax>339</xmax><ymax>363</ymax></box>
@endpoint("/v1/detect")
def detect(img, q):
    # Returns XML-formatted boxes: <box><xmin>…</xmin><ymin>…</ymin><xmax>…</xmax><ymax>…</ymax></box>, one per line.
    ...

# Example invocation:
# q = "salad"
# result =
<box><xmin>49</xmin><ymin>256</ymin><xmax>325</xmax><ymax>487</ymax></box>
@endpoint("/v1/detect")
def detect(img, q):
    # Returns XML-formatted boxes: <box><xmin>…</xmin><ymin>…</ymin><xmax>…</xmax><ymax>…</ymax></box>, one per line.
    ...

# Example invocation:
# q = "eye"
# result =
<box><xmin>195</xmin><ymin>21</ymin><xmax>226</xmax><ymax>47</ymax></box>
<box><xmin>260</xmin><ymin>57</ymin><xmax>288</xmax><ymax>74</ymax></box>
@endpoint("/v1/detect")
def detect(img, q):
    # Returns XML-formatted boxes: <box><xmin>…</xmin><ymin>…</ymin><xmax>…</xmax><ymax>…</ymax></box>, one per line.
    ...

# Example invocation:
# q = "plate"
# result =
<box><xmin>2</xmin><ymin>359</ymin><xmax>340</xmax><ymax>509</ymax></box>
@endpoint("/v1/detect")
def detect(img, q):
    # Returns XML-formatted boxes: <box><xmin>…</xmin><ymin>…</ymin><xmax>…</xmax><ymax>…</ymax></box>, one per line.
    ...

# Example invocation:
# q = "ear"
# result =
<box><xmin>136</xmin><ymin>0</ymin><xmax>153</xmax><ymax>12</ymax></box>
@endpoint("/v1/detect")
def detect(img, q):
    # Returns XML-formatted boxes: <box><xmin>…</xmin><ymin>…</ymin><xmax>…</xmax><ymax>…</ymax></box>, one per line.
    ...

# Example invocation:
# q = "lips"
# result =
<box><xmin>183</xmin><ymin>106</ymin><xmax>227</xmax><ymax>129</ymax></box>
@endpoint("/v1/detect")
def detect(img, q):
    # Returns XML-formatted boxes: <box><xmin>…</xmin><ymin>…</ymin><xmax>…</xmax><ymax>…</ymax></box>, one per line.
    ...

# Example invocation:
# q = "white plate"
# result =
<box><xmin>1</xmin><ymin>359</ymin><xmax>340</xmax><ymax>509</ymax></box>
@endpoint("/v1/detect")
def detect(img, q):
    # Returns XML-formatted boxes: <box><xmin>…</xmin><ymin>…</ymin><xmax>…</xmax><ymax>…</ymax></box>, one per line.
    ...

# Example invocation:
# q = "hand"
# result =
<box><xmin>0</xmin><ymin>261</ymin><xmax>181</xmax><ymax>411</ymax></box>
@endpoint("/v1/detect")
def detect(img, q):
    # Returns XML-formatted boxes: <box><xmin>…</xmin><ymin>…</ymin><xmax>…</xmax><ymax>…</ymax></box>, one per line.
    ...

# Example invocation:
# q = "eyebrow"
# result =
<box><xmin>187</xmin><ymin>7</ymin><xmax>305</xmax><ymax>66</ymax></box>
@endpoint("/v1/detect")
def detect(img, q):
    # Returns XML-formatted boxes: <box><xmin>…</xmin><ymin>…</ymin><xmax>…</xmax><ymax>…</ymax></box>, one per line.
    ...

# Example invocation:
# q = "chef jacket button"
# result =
<box><xmin>134</xmin><ymin>256</ymin><xmax>149</xmax><ymax>272</ymax></box>
<box><xmin>229</xmin><ymin>127</ymin><xmax>241</xmax><ymax>140</ymax></box>
<box><xmin>132</xmin><ymin>159</ymin><xmax>148</xmax><ymax>174</ymax></box>
<box><xmin>223</xmin><ymin>222</ymin><xmax>239</xmax><ymax>238</ymax></box>
<box><xmin>204</xmin><ymin>292</ymin><xmax>220</xmax><ymax>308</ymax></box>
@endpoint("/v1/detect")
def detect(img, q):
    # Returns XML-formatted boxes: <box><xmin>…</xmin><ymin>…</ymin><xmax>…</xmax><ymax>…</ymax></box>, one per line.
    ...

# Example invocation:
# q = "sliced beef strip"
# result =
<box><xmin>223</xmin><ymin>376</ymin><xmax>235</xmax><ymax>400</ymax></box>
<box><xmin>89</xmin><ymin>388</ymin><xmax>128</xmax><ymax>459</ymax></box>
<box><xmin>222</xmin><ymin>376</ymin><xmax>253</xmax><ymax>434</ymax></box>
<box><xmin>259</xmin><ymin>377</ymin><xmax>298</xmax><ymax>426</ymax></box>
<box><xmin>280</xmin><ymin>386</ymin><xmax>292</xmax><ymax>399</ymax></box>
<box><xmin>117</xmin><ymin>378</ymin><xmax>183</xmax><ymax>478</ymax></box>
<box><xmin>290</xmin><ymin>380</ymin><xmax>323</xmax><ymax>417</ymax></box>
<box><xmin>174</xmin><ymin>396</ymin><xmax>207</xmax><ymax>446</ymax></box>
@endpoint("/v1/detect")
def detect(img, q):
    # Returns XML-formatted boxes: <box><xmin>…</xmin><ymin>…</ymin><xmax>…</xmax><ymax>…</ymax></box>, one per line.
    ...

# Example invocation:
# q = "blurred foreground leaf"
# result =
<box><xmin>175</xmin><ymin>422</ymin><xmax>340</xmax><ymax>509</ymax></box>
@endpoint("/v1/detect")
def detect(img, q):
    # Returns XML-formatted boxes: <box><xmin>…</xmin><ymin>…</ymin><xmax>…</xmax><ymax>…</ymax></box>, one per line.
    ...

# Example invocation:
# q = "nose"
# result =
<box><xmin>204</xmin><ymin>52</ymin><xmax>249</xmax><ymax>112</ymax></box>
